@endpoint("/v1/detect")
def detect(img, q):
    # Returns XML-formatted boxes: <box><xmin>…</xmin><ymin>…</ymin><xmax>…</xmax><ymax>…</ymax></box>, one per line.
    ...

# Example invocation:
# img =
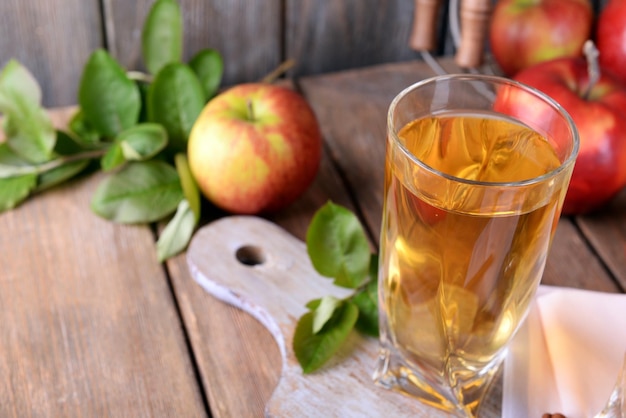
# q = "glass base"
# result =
<box><xmin>372</xmin><ymin>344</ymin><xmax>504</xmax><ymax>417</ymax></box>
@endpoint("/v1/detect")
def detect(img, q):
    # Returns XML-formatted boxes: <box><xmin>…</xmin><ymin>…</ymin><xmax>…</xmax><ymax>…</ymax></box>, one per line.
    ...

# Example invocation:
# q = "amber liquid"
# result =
<box><xmin>378</xmin><ymin>112</ymin><xmax>567</xmax><ymax>414</ymax></box>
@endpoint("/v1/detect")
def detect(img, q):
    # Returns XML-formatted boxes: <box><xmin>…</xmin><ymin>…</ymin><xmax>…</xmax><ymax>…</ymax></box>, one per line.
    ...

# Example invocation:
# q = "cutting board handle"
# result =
<box><xmin>186</xmin><ymin>216</ymin><xmax>435</xmax><ymax>417</ymax></box>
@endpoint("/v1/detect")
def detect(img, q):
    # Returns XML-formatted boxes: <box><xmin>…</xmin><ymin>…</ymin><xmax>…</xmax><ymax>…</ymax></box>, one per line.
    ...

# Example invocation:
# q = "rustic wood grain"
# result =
<box><xmin>0</xmin><ymin>146</ymin><xmax>206</xmax><ymax>416</ymax></box>
<box><xmin>0</xmin><ymin>0</ymin><xmax>102</xmax><ymax>107</ymax></box>
<box><xmin>100</xmin><ymin>0</ymin><xmax>149</xmax><ymax>68</ymax></box>
<box><xmin>576</xmin><ymin>189</ymin><xmax>626</xmax><ymax>292</ymax></box>
<box><xmin>285</xmin><ymin>0</ymin><xmax>417</xmax><ymax>78</ymax></box>
<box><xmin>543</xmin><ymin>218</ymin><xmax>619</xmax><ymax>292</ymax></box>
<box><xmin>166</xmin><ymin>254</ymin><xmax>281</xmax><ymax>418</ymax></box>
<box><xmin>0</xmin><ymin>0</ymin><xmax>612</xmax><ymax>107</ymax></box>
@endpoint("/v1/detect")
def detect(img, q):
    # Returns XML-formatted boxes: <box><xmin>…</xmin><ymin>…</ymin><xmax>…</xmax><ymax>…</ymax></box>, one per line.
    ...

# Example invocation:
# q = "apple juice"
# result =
<box><xmin>378</xmin><ymin>111</ymin><xmax>568</xmax><ymax>405</ymax></box>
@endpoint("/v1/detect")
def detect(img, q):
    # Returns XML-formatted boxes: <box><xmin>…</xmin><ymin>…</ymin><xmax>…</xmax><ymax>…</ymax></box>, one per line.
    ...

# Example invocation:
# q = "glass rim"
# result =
<box><xmin>387</xmin><ymin>73</ymin><xmax>580</xmax><ymax>188</ymax></box>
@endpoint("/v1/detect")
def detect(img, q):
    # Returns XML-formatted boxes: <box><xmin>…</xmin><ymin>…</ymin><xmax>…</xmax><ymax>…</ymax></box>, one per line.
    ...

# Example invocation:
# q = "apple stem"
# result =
<box><xmin>582</xmin><ymin>40</ymin><xmax>600</xmax><ymax>100</ymax></box>
<box><xmin>246</xmin><ymin>99</ymin><xmax>255</xmax><ymax>121</ymax></box>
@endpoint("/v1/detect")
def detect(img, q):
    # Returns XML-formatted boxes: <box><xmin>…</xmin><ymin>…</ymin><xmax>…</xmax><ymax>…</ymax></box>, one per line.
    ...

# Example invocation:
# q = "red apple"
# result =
<box><xmin>489</xmin><ymin>0</ymin><xmax>593</xmax><ymax>76</ymax></box>
<box><xmin>597</xmin><ymin>0</ymin><xmax>626</xmax><ymax>86</ymax></box>
<box><xmin>500</xmin><ymin>57</ymin><xmax>626</xmax><ymax>215</ymax></box>
<box><xmin>187</xmin><ymin>83</ymin><xmax>322</xmax><ymax>214</ymax></box>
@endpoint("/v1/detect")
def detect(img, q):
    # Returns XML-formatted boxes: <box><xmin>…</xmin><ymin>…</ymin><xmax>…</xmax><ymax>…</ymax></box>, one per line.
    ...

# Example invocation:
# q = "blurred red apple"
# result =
<box><xmin>503</xmin><ymin>57</ymin><xmax>626</xmax><ymax>215</ymax></box>
<box><xmin>489</xmin><ymin>0</ymin><xmax>593</xmax><ymax>76</ymax></box>
<box><xmin>187</xmin><ymin>83</ymin><xmax>322</xmax><ymax>214</ymax></box>
<box><xmin>597</xmin><ymin>0</ymin><xmax>626</xmax><ymax>86</ymax></box>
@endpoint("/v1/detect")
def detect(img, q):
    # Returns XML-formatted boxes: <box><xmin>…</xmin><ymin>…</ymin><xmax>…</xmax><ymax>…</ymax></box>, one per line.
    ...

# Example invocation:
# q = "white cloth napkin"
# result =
<box><xmin>503</xmin><ymin>285</ymin><xmax>626</xmax><ymax>418</ymax></box>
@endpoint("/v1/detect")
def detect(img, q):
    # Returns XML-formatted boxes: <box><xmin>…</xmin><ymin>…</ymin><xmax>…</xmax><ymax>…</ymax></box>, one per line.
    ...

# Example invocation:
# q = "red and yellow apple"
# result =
<box><xmin>187</xmin><ymin>83</ymin><xmax>322</xmax><ymax>214</ymax></box>
<box><xmin>597</xmin><ymin>0</ymin><xmax>626</xmax><ymax>86</ymax></box>
<box><xmin>501</xmin><ymin>57</ymin><xmax>626</xmax><ymax>215</ymax></box>
<box><xmin>489</xmin><ymin>0</ymin><xmax>593</xmax><ymax>76</ymax></box>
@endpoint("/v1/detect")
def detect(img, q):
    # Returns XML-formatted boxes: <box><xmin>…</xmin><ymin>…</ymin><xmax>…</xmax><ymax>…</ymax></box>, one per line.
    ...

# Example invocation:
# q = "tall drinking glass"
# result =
<box><xmin>373</xmin><ymin>74</ymin><xmax>579</xmax><ymax>416</ymax></box>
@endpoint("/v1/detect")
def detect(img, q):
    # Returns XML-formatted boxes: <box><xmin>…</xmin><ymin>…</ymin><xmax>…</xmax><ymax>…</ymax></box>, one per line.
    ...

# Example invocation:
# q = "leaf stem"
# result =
<box><xmin>40</xmin><ymin>149</ymin><xmax>107</xmax><ymax>172</ymax></box>
<box><xmin>260</xmin><ymin>59</ymin><xmax>296</xmax><ymax>84</ymax></box>
<box><xmin>0</xmin><ymin>149</ymin><xmax>106</xmax><ymax>178</ymax></box>
<box><xmin>126</xmin><ymin>70</ymin><xmax>154</xmax><ymax>84</ymax></box>
<box><xmin>354</xmin><ymin>277</ymin><xmax>373</xmax><ymax>293</ymax></box>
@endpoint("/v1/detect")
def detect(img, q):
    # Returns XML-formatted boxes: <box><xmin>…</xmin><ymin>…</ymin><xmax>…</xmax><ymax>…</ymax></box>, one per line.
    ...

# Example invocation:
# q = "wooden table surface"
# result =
<box><xmin>1</xmin><ymin>58</ymin><xmax>625</xmax><ymax>417</ymax></box>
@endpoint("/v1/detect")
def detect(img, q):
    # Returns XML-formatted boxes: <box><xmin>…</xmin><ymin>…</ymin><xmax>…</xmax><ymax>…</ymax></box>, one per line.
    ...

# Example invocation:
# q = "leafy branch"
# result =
<box><xmin>293</xmin><ymin>201</ymin><xmax>380</xmax><ymax>373</ymax></box>
<box><xmin>0</xmin><ymin>0</ymin><xmax>223</xmax><ymax>260</ymax></box>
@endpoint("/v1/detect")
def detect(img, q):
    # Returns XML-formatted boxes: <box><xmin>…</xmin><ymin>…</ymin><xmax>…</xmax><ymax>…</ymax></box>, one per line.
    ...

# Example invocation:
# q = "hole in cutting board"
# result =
<box><xmin>235</xmin><ymin>245</ymin><xmax>266</xmax><ymax>266</ymax></box>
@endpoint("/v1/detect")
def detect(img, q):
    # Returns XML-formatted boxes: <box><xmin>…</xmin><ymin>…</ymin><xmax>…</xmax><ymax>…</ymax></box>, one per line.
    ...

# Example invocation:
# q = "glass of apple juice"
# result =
<box><xmin>372</xmin><ymin>74</ymin><xmax>579</xmax><ymax>417</ymax></box>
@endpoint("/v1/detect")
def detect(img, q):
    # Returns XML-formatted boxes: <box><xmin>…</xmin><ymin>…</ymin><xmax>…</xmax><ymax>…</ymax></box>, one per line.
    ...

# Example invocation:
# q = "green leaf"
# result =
<box><xmin>78</xmin><ymin>49</ymin><xmax>141</xmax><ymax>138</ymax></box>
<box><xmin>91</xmin><ymin>160</ymin><xmax>183</xmax><ymax>223</ymax></box>
<box><xmin>36</xmin><ymin>160</ymin><xmax>90</xmax><ymax>192</ymax></box>
<box><xmin>0</xmin><ymin>173</ymin><xmax>37</xmax><ymax>212</ymax></box>
<box><xmin>0</xmin><ymin>163</ymin><xmax>37</xmax><ymax>178</ymax></box>
<box><xmin>101</xmin><ymin>123</ymin><xmax>168</xmax><ymax>172</ymax></box>
<box><xmin>101</xmin><ymin>143</ymin><xmax>125</xmax><ymax>172</ymax></box>
<box><xmin>369</xmin><ymin>253</ymin><xmax>379</xmax><ymax>281</ymax></box>
<box><xmin>0</xmin><ymin>143</ymin><xmax>35</xmax><ymax>178</ymax></box>
<box><xmin>0</xmin><ymin>60</ymin><xmax>55</xmax><ymax>163</ymax></box>
<box><xmin>0</xmin><ymin>142</ymin><xmax>29</xmax><ymax>164</ymax></box>
<box><xmin>312</xmin><ymin>295</ymin><xmax>342</xmax><ymax>334</ymax></box>
<box><xmin>174</xmin><ymin>153</ymin><xmax>200</xmax><ymax>222</ymax></box>
<box><xmin>352</xmin><ymin>277</ymin><xmax>379</xmax><ymax>337</ymax></box>
<box><xmin>137</xmin><ymin>81</ymin><xmax>151</xmax><ymax>123</ymax></box>
<box><xmin>141</xmin><ymin>0</ymin><xmax>183</xmax><ymax>75</ymax></box>
<box><xmin>306</xmin><ymin>201</ymin><xmax>371</xmax><ymax>288</ymax></box>
<box><xmin>0</xmin><ymin>134</ymin><xmax>93</xmax><ymax>186</ymax></box>
<box><xmin>118</xmin><ymin>123</ymin><xmax>168</xmax><ymax>160</ymax></box>
<box><xmin>68</xmin><ymin>110</ymin><xmax>103</xmax><ymax>146</ymax></box>
<box><xmin>305</xmin><ymin>298</ymin><xmax>322</xmax><ymax>310</ymax></box>
<box><xmin>0</xmin><ymin>59</ymin><xmax>41</xmax><ymax>108</ymax></box>
<box><xmin>54</xmin><ymin>130</ymin><xmax>92</xmax><ymax>155</ymax></box>
<box><xmin>293</xmin><ymin>300</ymin><xmax>359</xmax><ymax>374</ymax></box>
<box><xmin>147</xmin><ymin>63</ymin><xmax>205</xmax><ymax>153</ymax></box>
<box><xmin>156</xmin><ymin>199</ymin><xmax>197</xmax><ymax>261</ymax></box>
<box><xmin>189</xmin><ymin>48</ymin><xmax>224</xmax><ymax>100</ymax></box>
<box><xmin>0</xmin><ymin>135</ymin><xmax>93</xmax><ymax>188</ymax></box>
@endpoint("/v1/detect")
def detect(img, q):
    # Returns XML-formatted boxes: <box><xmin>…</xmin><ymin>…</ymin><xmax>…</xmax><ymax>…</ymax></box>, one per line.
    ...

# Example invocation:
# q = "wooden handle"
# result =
<box><xmin>187</xmin><ymin>216</ymin><xmax>440</xmax><ymax>417</ymax></box>
<box><xmin>455</xmin><ymin>0</ymin><xmax>492</xmax><ymax>68</ymax></box>
<box><xmin>409</xmin><ymin>0</ymin><xmax>443</xmax><ymax>51</ymax></box>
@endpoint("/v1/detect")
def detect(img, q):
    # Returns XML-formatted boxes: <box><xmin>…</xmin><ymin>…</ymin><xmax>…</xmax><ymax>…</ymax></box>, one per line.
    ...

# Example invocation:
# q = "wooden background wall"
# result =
<box><xmin>0</xmin><ymin>0</ymin><xmax>609</xmax><ymax>108</ymax></box>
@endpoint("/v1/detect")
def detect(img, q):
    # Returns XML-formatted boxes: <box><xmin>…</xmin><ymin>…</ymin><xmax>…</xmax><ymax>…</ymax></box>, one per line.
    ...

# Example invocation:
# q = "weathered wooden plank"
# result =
<box><xmin>103</xmin><ymin>0</ymin><xmax>283</xmax><ymax>86</ymax></box>
<box><xmin>575</xmin><ymin>189</ymin><xmax>626</xmax><ymax>291</ymax></box>
<box><xmin>0</xmin><ymin>0</ymin><xmax>103</xmax><ymax>107</ymax></box>
<box><xmin>0</xmin><ymin>0</ymin><xmax>613</xmax><ymax>108</ymax></box>
<box><xmin>543</xmin><ymin>218</ymin><xmax>620</xmax><ymax>292</ymax></box>
<box><xmin>298</xmin><ymin>58</ymin><xmax>619</xmax><ymax>293</ymax></box>
<box><xmin>100</xmin><ymin>0</ymin><xmax>149</xmax><ymax>69</ymax></box>
<box><xmin>285</xmin><ymin>0</ymin><xmax>417</xmax><ymax>78</ymax></box>
<box><xmin>0</xmin><ymin>110</ymin><xmax>206</xmax><ymax>417</ymax></box>
<box><xmin>167</xmin><ymin>255</ymin><xmax>282</xmax><ymax>418</ymax></box>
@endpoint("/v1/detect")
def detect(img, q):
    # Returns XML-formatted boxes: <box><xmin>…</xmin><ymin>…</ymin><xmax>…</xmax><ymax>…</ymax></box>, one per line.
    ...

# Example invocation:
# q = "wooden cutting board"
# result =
<box><xmin>186</xmin><ymin>215</ymin><xmax>474</xmax><ymax>417</ymax></box>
